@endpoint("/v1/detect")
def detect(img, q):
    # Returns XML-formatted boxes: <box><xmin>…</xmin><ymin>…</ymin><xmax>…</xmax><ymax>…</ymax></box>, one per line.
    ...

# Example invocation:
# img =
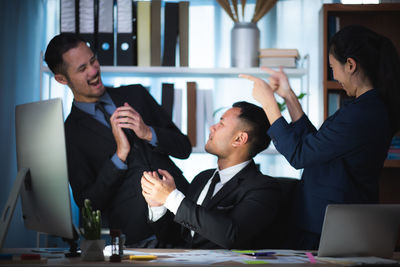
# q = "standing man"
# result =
<box><xmin>44</xmin><ymin>34</ymin><xmax>191</xmax><ymax>246</ymax></box>
<box><xmin>141</xmin><ymin>102</ymin><xmax>282</xmax><ymax>249</ymax></box>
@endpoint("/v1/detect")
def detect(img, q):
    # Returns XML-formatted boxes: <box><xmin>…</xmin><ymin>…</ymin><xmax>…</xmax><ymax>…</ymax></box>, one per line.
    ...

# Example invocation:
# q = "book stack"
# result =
<box><xmin>387</xmin><ymin>136</ymin><xmax>400</xmax><ymax>160</ymax></box>
<box><xmin>259</xmin><ymin>48</ymin><xmax>300</xmax><ymax>68</ymax></box>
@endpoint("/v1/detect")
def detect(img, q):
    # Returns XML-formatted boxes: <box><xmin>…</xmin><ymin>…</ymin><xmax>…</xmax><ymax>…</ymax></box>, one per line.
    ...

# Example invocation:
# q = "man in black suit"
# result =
<box><xmin>141</xmin><ymin>101</ymin><xmax>282</xmax><ymax>249</ymax></box>
<box><xmin>44</xmin><ymin>34</ymin><xmax>191</xmax><ymax>246</ymax></box>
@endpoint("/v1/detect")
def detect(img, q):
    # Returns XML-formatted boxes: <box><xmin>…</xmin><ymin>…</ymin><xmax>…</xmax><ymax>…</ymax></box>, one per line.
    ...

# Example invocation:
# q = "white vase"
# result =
<box><xmin>80</xmin><ymin>239</ymin><xmax>105</xmax><ymax>261</ymax></box>
<box><xmin>231</xmin><ymin>22</ymin><xmax>260</xmax><ymax>68</ymax></box>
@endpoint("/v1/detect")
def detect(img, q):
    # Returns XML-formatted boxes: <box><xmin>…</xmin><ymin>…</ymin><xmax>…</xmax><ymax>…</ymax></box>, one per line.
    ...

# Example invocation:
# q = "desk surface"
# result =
<box><xmin>0</xmin><ymin>248</ymin><xmax>398</xmax><ymax>267</ymax></box>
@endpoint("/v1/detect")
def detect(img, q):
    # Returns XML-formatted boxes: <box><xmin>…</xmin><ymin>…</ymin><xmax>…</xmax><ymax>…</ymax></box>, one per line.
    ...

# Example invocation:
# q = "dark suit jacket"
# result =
<box><xmin>64</xmin><ymin>85</ymin><xmax>191</xmax><ymax>245</ymax></box>
<box><xmin>150</xmin><ymin>160</ymin><xmax>282</xmax><ymax>249</ymax></box>
<box><xmin>268</xmin><ymin>89</ymin><xmax>392</xmax><ymax>236</ymax></box>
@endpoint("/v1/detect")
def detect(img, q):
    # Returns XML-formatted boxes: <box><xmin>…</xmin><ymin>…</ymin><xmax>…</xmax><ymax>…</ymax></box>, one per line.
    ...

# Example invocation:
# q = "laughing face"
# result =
<box><xmin>57</xmin><ymin>41</ymin><xmax>105</xmax><ymax>102</ymax></box>
<box><xmin>329</xmin><ymin>53</ymin><xmax>354</xmax><ymax>97</ymax></box>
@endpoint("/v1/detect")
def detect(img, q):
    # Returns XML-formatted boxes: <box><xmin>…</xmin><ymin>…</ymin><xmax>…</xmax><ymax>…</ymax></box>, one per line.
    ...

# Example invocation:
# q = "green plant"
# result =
<box><xmin>81</xmin><ymin>199</ymin><xmax>101</xmax><ymax>240</ymax></box>
<box><xmin>278</xmin><ymin>93</ymin><xmax>306</xmax><ymax>112</ymax></box>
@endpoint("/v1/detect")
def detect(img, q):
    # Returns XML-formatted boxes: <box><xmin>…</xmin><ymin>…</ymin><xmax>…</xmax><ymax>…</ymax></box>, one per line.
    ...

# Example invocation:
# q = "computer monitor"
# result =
<box><xmin>0</xmin><ymin>98</ymin><xmax>75</xmax><ymax>249</ymax></box>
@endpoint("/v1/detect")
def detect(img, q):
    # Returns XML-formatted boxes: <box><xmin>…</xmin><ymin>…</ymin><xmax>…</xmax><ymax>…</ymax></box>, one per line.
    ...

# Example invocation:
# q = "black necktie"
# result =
<box><xmin>202</xmin><ymin>172</ymin><xmax>220</xmax><ymax>206</ymax></box>
<box><xmin>96</xmin><ymin>102</ymin><xmax>111</xmax><ymax>126</ymax></box>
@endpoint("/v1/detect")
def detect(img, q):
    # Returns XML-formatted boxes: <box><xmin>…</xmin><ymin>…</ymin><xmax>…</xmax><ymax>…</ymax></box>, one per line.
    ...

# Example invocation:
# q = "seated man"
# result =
<box><xmin>141</xmin><ymin>101</ymin><xmax>282</xmax><ymax>249</ymax></box>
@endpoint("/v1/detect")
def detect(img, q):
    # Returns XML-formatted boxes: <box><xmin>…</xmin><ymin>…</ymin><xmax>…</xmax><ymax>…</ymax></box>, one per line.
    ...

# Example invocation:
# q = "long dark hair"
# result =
<box><xmin>329</xmin><ymin>25</ymin><xmax>400</xmax><ymax>133</ymax></box>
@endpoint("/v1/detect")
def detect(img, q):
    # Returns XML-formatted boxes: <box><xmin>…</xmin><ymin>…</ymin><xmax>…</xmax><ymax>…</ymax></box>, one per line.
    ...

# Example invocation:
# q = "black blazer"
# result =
<box><xmin>150</xmin><ymin>160</ymin><xmax>282</xmax><ymax>249</ymax></box>
<box><xmin>64</xmin><ymin>85</ymin><xmax>191</xmax><ymax>245</ymax></box>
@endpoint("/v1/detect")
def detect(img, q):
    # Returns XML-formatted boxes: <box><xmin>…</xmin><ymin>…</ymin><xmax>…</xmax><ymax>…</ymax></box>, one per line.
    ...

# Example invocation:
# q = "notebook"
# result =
<box><xmin>317</xmin><ymin>204</ymin><xmax>400</xmax><ymax>258</ymax></box>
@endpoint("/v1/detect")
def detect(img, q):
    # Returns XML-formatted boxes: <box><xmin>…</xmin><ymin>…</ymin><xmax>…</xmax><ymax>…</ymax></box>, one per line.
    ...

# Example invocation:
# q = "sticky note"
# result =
<box><xmin>129</xmin><ymin>255</ymin><xmax>157</xmax><ymax>260</ymax></box>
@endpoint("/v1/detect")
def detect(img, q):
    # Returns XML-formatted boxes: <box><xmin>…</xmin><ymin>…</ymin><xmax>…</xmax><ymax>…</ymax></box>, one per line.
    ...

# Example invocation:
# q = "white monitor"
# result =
<box><xmin>0</xmin><ymin>98</ymin><xmax>75</xmax><ymax>249</ymax></box>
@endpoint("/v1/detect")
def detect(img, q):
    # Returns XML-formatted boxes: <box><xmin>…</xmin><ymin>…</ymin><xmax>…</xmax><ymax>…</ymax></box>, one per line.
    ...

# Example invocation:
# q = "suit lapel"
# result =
<box><xmin>70</xmin><ymin>105</ymin><xmax>115</xmax><ymax>143</ymax></box>
<box><xmin>108</xmin><ymin>88</ymin><xmax>125</xmax><ymax>108</ymax></box>
<box><xmin>205</xmin><ymin>160</ymin><xmax>258</xmax><ymax>208</ymax></box>
<box><xmin>190</xmin><ymin>171</ymin><xmax>214</xmax><ymax>203</ymax></box>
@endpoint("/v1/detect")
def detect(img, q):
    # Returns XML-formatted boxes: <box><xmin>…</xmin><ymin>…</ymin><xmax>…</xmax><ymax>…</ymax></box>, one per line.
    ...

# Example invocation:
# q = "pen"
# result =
<box><xmin>245</xmin><ymin>252</ymin><xmax>275</xmax><ymax>256</ymax></box>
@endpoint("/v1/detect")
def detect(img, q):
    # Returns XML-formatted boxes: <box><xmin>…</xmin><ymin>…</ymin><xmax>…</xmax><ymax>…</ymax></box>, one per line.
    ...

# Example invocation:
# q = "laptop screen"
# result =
<box><xmin>318</xmin><ymin>204</ymin><xmax>400</xmax><ymax>258</ymax></box>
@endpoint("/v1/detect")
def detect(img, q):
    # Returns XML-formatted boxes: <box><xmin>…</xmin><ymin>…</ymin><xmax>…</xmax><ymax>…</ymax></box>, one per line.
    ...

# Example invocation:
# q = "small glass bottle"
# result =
<box><xmin>109</xmin><ymin>229</ymin><xmax>121</xmax><ymax>262</ymax></box>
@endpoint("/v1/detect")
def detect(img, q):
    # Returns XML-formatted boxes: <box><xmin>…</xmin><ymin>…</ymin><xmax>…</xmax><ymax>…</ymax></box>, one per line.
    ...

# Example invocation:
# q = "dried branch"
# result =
<box><xmin>252</xmin><ymin>0</ymin><xmax>277</xmax><ymax>23</ymax></box>
<box><xmin>217</xmin><ymin>0</ymin><xmax>236</xmax><ymax>22</ymax></box>
<box><xmin>231</xmin><ymin>0</ymin><xmax>239</xmax><ymax>22</ymax></box>
<box><xmin>240</xmin><ymin>0</ymin><xmax>247</xmax><ymax>20</ymax></box>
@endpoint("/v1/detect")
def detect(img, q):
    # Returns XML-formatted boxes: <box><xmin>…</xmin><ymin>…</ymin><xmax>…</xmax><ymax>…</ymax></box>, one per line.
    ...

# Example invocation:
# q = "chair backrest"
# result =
<box><xmin>270</xmin><ymin>177</ymin><xmax>299</xmax><ymax>248</ymax></box>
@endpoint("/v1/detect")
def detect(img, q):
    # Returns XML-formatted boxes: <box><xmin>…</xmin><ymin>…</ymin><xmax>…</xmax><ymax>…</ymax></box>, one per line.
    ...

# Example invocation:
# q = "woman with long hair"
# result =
<box><xmin>240</xmin><ymin>25</ymin><xmax>400</xmax><ymax>249</ymax></box>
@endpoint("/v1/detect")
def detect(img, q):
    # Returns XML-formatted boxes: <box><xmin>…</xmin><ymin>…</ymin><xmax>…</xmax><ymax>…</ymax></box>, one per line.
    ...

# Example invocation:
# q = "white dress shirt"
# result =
<box><xmin>148</xmin><ymin>160</ymin><xmax>251</xmax><ymax>226</ymax></box>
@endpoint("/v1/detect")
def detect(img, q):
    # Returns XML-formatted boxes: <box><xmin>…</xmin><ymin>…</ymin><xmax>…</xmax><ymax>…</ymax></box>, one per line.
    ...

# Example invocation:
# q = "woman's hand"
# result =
<box><xmin>262</xmin><ymin>67</ymin><xmax>292</xmax><ymax>99</ymax></box>
<box><xmin>239</xmin><ymin>74</ymin><xmax>282</xmax><ymax>124</ymax></box>
<box><xmin>239</xmin><ymin>74</ymin><xmax>275</xmax><ymax>107</ymax></box>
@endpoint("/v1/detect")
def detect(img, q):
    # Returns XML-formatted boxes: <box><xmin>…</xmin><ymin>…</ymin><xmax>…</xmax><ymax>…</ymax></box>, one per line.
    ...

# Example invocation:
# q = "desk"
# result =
<box><xmin>0</xmin><ymin>248</ymin><xmax>398</xmax><ymax>267</ymax></box>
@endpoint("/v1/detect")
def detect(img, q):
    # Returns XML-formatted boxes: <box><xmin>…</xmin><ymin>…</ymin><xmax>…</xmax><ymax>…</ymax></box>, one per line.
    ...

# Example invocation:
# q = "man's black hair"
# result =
<box><xmin>44</xmin><ymin>33</ymin><xmax>86</xmax><ymax>75</ymax></box>
<box><xmin>232</xmin><ymin>101</ymin><xmax>271</xmax><ymax>158</ymax></box>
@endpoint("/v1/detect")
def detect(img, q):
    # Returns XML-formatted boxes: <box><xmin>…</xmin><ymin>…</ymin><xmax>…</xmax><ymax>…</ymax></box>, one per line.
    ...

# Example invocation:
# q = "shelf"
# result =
<box><xmin>324</xmin><ymin>80</ymin><xmax>342</xmax><ymax>90</ymax></box>
<box><xmin>384</xmin><ymin>159</ymin><xmax>400</xmax><ymax>168</ymax></box>
<box><xmin>41</xmin><ymin>66</ymin><xmax>308</xmax><ymax>78</ymax></box>
<box><xmin>192</xmin><ymin>146</ymin><xmax>279</xmax><ymax>155</ymax></box>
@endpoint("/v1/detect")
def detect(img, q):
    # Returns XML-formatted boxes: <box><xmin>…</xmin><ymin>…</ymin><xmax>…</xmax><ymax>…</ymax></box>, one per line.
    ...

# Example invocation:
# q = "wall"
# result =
<box><xmin>0</xmin><ymin>0</ymin><xmax>47</xmax><ymax>248</ymax></box>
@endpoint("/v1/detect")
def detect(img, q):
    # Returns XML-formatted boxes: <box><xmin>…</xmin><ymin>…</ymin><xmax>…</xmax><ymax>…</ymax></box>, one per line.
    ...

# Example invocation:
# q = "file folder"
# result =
<box><xmin>162</xmin><ymin>3</ymin><xmax>179</xmax><ymax>66</ymax></box>
<box><xmin>60</xmin><ymin>0</ymin><xmax>77</xmax><ymax>33</ymax></box>
<box><xmin>79</xmin><ymin>0</ymin><xmax>96</xmax><ymax>50</ymax></box>
<box><xmin>186</xmin><ymin>81</ymin><xmax>197</xmax><ymax>146</ymax></box>
<box><xmin>179</xmin><ymin>1</ymin><xmax>189</xmax><ymax>67</ymax></box>
<box><xmin>97</xmin><ymin>0</ymin><xmax>114</xmax><ymax>65</ymax></box>
<box><xmin>117</xmin><ymin>0</ymin><xmax>135</xmax><ymax>66</ymax></box>
<box><xmin>137</xmin><ymin>1</ymin><xmax>151</xmax><ymax>66</ymax></box>
<box><xmin>161</xmin><ymin>83</ymin><xmax>174</xmax><ymax>119</ymax></box>
<box><xmin>151</xmin><ymin>0</ymin><xmax>161</xmax><ymax>66</ymax></box>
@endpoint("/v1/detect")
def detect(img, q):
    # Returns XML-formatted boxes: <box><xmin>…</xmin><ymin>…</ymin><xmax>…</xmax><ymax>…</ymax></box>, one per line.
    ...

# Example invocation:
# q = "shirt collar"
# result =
<box><xmin>215</xmin><ymin>160</ymin><xmax>251</xmax><ymax>184</ymax></box>
<box><xmin>73</xmin><ymin>91</ymin><xmax>113</xmax><ymax>115</ymax></box>
<box><xmin>353</xmin><ymin>88</ymin><xmax>377</xmax><ymax>104</ymax></box>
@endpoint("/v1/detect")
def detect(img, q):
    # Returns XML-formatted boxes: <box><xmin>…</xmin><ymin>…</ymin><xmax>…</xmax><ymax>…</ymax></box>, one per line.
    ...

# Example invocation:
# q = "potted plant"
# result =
<box><xmin>80</xmin><ymin>199</ymin><xmax>104</xmax><ymax>261</ymax></box>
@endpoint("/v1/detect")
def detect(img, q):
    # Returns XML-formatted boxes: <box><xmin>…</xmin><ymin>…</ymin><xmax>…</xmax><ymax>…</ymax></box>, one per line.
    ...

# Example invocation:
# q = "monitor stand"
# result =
<box><xmin>62</xmin><ymin>226</ymin><xmax>81</xmax><ymax>257</ymax></box>
<box><xmin>0</xmin><ymin>168</ymin><xmax>29</xmax><ymax>250</ymax></box>
<box><xmin>0</xmin><ymin>168</ymin><xmax>80</xmax><ymax>257</ymax></box>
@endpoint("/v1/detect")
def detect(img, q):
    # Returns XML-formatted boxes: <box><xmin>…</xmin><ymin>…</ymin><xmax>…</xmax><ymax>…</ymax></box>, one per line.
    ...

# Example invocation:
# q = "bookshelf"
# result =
<box><xmin>321</xmin><ymin>3</ymin><xmax>400</xmax><ymax>203</ymax></box>
<box><xmin>322</xmin><ymin>3</ymin><xmax>400</xmax><ymax>119</ymax></box>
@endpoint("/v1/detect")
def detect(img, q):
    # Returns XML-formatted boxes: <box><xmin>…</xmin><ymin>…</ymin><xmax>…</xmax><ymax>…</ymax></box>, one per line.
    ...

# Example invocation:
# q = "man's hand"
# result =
<box><xmin>141</xmin><ymin>169</ymin><xmax>177</xmax><ymax>206</ymax></box>
<box><xmin>110</xmin><ymin>110</ymin><xmax>130</xmax><ymax>162</ymax></box>
<box><xmin>114</xmin><ymin>103</ymin><xmax>153</xmax><ymax>141</ymax></box>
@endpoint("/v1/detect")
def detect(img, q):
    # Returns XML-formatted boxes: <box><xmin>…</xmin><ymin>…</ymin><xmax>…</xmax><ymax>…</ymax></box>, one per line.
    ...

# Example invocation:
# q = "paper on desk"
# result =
<box><xmin>317</xmin><ymin>256</ymin><xmax>399</xmax><ymax>265</ymax></box>
<box><xmin>145</xmin><ymin>250</ymin><xmax>244</xmax><ymax>264</ymax></box>
<box><xmin>105</xmin><ymin>247</ymin><xmax>238</xmax><ymax>264</ymax></box>
<box><xmin>232</xmin><ymin>250</ymin><xmax>311</xmax><ymax>264</ymax></box>
<box><xmin>105</xmin><ymin>247</ymin><xmax>315</xmax><ymax>264</ymax></box>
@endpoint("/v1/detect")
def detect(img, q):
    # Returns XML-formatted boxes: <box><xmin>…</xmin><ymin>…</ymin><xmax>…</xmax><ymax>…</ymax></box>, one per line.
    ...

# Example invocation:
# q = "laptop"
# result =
<box><xmin>317</xmin><ymin>204</ymin><xmax>400</xmax><ymax>258</ymax></box>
